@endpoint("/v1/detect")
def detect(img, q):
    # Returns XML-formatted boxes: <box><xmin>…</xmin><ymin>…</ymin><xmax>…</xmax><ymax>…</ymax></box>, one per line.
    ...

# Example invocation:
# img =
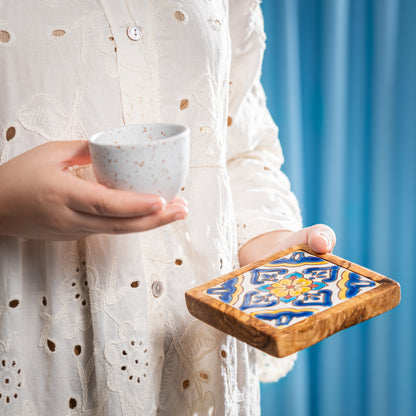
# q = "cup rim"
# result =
<box><xmin>89</xmin><ymin>123</ymin><xmax>190</xmax><ymax>147</ymax></box>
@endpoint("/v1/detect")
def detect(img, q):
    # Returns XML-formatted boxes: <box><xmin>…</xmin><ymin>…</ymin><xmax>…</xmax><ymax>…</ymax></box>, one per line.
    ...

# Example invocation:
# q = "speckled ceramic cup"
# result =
<box><xmin>89</xmin><ymin>123</ymin><xmax>190</xmax><ymax>202</ymax></box>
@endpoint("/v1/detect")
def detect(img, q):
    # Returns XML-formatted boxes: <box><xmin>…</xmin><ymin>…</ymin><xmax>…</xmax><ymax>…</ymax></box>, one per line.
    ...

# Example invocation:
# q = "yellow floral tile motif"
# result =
<box><xmin>206</xmin><ymin>250</ymin><xmax>379</xmax><ymax>327</ymax></box>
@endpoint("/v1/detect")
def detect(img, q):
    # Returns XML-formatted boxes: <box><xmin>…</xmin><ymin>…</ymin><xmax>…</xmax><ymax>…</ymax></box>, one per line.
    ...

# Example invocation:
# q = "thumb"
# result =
<box><xmin>278</xmin><ymin>224</ymin><xmax>336</xmax><ymax>254</ymax></box>
<box><xmin>48</xmin><ymin>140</ymin><xmax>91</xmax><ymax>168</ymax></box>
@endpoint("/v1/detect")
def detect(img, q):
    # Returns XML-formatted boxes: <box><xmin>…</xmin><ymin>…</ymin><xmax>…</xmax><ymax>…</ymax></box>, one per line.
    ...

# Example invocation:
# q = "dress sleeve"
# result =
<box><xmin>227</xmin><ymin>0</ymin><xmax>302</xmax><ymax>250</ymax></box>
<box><xmin>227</xmin><ymin>0</ymin><xmax>301</xmax><ymax>383</ymax></box>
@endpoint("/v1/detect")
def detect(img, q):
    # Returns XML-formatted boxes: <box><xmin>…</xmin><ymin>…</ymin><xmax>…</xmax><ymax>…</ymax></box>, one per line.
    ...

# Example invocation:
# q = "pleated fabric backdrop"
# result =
<box><xmin>259</xmin><ymin>1</ymin><xmax>416</xmax><ymax>415</ymax></box>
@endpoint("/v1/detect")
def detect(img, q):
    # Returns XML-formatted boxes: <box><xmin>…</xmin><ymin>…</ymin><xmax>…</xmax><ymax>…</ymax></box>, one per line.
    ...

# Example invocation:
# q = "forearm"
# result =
<box><xmin>238</xmin><ymin>230</ymin><xmax>293</xmax><ymax>266</ymax></box>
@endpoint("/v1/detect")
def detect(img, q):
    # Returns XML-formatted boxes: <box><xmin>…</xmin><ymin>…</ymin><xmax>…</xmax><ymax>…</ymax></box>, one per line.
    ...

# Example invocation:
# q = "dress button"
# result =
<box><xmin>151</xmin><ymin>281</ymin><xmax>164</xmax><ymax>298</ymax></box>
<box><xmin>127</xmin><ymin>25</ymin><xmax>143</xmax><ymax>41</ymax></box>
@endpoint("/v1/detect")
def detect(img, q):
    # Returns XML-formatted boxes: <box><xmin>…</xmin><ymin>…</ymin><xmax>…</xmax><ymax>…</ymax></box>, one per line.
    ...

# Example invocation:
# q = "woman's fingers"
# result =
<box><xmin>63</xmin><ymin>170</ymin><xmax>190</xmax><ymax>233</ymax></box>
<box><xmin>277</xmin><ymin>224</ymin><xmax>336</xmax><ymax>253</ymax></box>
<box><xmin>238</xmin><ymin>225</ymin><xmax>337</xmax><ymax>266</ymax></box>
<box><xmin>65</xmin><ymin>175</ymin><xmax>166</xmax><ymax>217</ymax></box>
<box><xmin>65</xmin><ymin>173</ymin><xmax>190</xmax><ymax>219</ymax></box>
<box><xmin>306</xmin><ymin>224</ymin><xmax>336</xmax><ymax>253</ymax></box>
<box><xmin>72</xmin><ymin>201</ymin><xmax>189</xmax><ymax>235</ymax></box>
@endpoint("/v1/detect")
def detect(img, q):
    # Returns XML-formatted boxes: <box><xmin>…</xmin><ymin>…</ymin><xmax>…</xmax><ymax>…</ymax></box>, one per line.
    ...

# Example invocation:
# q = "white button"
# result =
<box><xmin>127</xmin><ymin>25</ymin><xmax>143</xmax><ymax>41</ymax></box>
<box><xmin>151</xmin><ymin>281</ymin><xmax>163</xmax><ymax>298</ymax></box>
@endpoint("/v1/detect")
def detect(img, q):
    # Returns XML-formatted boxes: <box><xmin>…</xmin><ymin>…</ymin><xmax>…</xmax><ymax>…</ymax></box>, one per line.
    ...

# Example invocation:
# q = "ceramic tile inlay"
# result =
<box><xmin>206</xmin><ymin>250</ymin><xmax>379</xmax><ymax>328</ymax></box>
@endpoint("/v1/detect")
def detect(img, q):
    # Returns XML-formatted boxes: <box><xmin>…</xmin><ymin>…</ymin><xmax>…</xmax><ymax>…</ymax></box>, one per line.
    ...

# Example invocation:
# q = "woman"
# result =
<box><xmin>0</xmin><ymin>0</ymin><xmax>335</xmax><ymax>414</ymax></box>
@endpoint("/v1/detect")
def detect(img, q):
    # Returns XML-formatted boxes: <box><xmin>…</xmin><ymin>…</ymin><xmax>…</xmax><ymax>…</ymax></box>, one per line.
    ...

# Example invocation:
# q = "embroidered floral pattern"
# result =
<box><xmin>159</xmin><ymin>318</ymin><xmax>220</xmax><ymax>414</ymax></box>
<box><xmin>78</xmin><ymin>12</ymin><xmax>119</xmax><ymax>79</ymax></box>
<box><xmin>17</xmin><ymin>90</ymin><xmax>88</xmax><ymax>142</ymax></box>
<box><xmin>104</xmin><ymin>317</ymin><xmax>150</xmax><ymax>416</ymax></box>
<box><xmin>58</xmin><ymin>250</ymin><xmax>93</xmax><ymax>339</ymax></box>
<box><xmin>39</xmin><ymin>244</ymin><xmax>95</xmax><ymax>356</ymax></box>
<box><xmin>174</xmin><ymin>391</ymin><xmax>215</xmax><ymax>416</ymax></box>
<box><xmin>105</xmin><ymin>338</ymin><xmax>149</xmax><ymax>388</ymax></box>
<box><xmin>0</xmin><ymin>334</ymin><xmax>37</xmax><ymax>416</ymax></box>
<box><xmin>0</xmin><ymin>335</ymin><xmax>23</xmax><ymax>408</ymax></box>
<box><xmin>191</xmin><ymin>73</ymin><xmax>228</xmax><ymax>164</ymax></box>
<box><xmin>87</xmin><ymin>256</ymin><xmax>132</xmax><ymax>314</ymax></box>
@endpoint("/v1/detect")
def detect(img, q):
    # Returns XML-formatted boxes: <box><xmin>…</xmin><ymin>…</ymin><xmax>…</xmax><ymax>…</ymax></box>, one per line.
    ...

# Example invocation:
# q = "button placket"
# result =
<box><xmin>99</xmin><ymin>0</ymin><xmax>160</xmax><ymax>124</ymax></box>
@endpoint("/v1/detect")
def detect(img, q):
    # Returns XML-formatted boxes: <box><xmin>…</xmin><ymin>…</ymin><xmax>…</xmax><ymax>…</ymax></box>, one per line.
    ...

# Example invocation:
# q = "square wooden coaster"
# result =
<box><xmin>185</xmin><ymin>244</ymin><xmax>400</xmax><ymax>357</ymax></box>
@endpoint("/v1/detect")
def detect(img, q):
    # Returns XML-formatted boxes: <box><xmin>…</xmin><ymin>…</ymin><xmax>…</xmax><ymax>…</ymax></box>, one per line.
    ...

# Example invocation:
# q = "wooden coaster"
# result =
<box><xmin>185</xmin><ymin>244</ymin><xmax>400</xmax><ymax>357</ymax></box>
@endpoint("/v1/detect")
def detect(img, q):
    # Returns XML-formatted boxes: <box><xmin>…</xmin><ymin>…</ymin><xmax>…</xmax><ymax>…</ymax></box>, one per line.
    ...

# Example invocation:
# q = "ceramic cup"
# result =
<box><xmin>88</xmin><ymin>123</ymin><xmax>190</xmax><ymax>202</ymax></box>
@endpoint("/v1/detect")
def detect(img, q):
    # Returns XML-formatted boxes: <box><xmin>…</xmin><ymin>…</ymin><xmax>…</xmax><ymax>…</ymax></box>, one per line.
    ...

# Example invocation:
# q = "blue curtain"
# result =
<box><xmin>260</xmin><ymin>1</ymin><xmax>416</xmax><ymax>415</ymax></box>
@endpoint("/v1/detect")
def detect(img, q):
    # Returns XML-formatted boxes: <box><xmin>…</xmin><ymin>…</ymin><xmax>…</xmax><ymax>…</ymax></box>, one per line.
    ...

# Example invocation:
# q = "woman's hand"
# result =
<box><xmin>238</xmin><ymin>224</ymin><xmax>336</xmax><ymax>267</ymax></box>
<box><xmin>0</xmin><ymin>141</ymin><xmax>188</xmax><ymax>240</ymax></box>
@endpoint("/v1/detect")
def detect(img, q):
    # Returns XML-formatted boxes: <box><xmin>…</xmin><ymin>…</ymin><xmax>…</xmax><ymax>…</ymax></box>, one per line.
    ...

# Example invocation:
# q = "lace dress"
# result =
<box><xmin>0</xmin><ymin>0</ymin><xmax>302</xmax><ymax>414</ymax></box>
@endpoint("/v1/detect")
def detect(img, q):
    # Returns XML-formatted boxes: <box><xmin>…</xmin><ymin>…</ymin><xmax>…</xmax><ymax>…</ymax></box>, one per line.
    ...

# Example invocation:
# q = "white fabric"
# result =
<box><xmin>0</xmin><ymin>0</ymin><xmax>302</xmax><ymax>415</ymax></box>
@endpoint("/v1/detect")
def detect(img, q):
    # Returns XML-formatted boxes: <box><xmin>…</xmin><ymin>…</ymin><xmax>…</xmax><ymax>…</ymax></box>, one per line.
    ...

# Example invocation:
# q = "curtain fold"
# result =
<box><xmin>260</xmin><ymin>1</ymin><xmax>416</xmax><ymax>415</ymax></box>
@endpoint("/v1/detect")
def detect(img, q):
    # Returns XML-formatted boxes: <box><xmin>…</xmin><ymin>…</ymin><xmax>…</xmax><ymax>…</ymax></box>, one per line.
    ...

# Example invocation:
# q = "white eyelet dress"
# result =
<box><xmin>0</xmin><ymin>0</ymin><xmax>302</xmax><ymax>415</ymax></box>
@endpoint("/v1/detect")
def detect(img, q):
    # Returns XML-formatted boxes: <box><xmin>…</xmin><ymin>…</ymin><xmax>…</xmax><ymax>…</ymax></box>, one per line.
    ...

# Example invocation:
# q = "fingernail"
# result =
<box><xmin>319</xmin><ymin>232</ymin><xmax>331</xmax><ymax>251</ymax></box>
<box><xmin>151</xmin><ymin>198</ymin><xmax>166</xmax><ymax>212</ymax></box>
<box><xmin>174</xmin><ymin>206</ymin><xmax>188</xmax><ymax>221</ymax></box>
<box><xmin>174</xmin><ymin>212</ymin><xmax>187</xmax><ymax>221</ymax></box>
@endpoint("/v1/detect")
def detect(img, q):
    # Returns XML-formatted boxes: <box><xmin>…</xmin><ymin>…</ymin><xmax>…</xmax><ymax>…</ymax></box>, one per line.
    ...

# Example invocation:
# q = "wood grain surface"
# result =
<box><xmin>185</xmin><ymin>244</ymin><xmax>401</xmax><ymax>357</ymax></box>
